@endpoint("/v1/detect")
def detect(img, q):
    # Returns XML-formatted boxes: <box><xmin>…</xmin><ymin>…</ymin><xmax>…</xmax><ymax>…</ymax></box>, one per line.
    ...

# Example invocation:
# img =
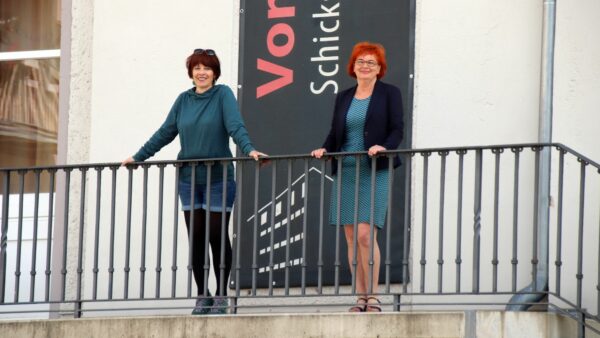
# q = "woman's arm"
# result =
<box><xmin>221</xmin><ymin>87</ymin><xmax>259</xmax><ymax>156</ymax></box>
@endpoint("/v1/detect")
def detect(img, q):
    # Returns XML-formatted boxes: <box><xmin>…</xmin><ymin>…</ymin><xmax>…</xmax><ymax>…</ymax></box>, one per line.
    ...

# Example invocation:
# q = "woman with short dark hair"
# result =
<box><xmin>123</xmin><ymin>49</ymin><xmax>265</xmax><ymax>315</ymax></box>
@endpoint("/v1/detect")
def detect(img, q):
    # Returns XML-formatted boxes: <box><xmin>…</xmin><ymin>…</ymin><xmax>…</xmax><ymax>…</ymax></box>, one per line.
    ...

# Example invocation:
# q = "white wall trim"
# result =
<box><xmin>0</xmin><ymin>49</ymin><xmax>61</xmax><ymax>61</ymax></box>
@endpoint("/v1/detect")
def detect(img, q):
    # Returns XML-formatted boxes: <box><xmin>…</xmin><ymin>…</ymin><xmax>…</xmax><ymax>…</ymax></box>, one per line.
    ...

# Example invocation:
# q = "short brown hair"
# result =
<box><xmin>347</xmin><ymin>42</ymin><xmax>387</xmax><ymax>80</ymax></box>
<box><xmin>186</xmin><ymin>51</ymin><xmax>221</xmax><ymax>83</ymax></box>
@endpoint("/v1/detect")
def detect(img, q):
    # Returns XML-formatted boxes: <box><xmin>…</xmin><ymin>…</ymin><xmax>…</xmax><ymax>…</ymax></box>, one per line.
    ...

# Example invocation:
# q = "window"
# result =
<box><xmin>0</xmin><ymin>0</ymin><xmax>61</xmax><ymax>193</ymax></box>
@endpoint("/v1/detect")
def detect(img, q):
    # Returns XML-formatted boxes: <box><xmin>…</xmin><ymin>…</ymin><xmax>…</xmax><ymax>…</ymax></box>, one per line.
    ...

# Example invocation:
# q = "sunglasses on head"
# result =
<box><xmin>193</xmin><ymin>48</ymin><xmax>216</xmax><ymax>56</ymax></box>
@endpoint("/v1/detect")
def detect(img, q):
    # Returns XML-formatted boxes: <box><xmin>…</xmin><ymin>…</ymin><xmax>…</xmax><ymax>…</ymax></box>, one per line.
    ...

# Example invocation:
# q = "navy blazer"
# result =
<box><xmin>321</xmin><ymin>80</ymin><xmax>404</xmax><ymax>175</ymax></box>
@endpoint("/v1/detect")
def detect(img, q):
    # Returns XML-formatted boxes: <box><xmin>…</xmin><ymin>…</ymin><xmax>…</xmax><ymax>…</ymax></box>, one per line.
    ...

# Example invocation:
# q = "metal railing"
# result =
<box><xmin>0</xmin><ymin>143</ymin><xmax>599</xmax><ymax>332</ymax></box>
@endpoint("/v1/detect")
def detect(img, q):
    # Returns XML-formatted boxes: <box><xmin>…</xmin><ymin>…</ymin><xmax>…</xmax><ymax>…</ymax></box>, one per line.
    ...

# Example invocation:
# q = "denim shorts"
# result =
<box><xmin>178</xmin><ymin>179</ymin><xmax>236</xmax><ymax>212</ymax></box>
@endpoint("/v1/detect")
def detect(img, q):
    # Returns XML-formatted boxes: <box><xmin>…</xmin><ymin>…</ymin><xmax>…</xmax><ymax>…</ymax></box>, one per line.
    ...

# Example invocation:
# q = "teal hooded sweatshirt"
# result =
<box><xmin>133</xmin><ymin>84</ymin><xmax>255</xmax><ymax>184</ymax></box>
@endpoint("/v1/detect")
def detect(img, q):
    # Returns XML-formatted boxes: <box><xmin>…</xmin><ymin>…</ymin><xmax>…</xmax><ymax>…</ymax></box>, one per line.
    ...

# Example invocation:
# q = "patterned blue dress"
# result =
<box><xmin>329</xmin><ymin>97</ymin><xmax>390</xmax><ymax>228</ymax></box>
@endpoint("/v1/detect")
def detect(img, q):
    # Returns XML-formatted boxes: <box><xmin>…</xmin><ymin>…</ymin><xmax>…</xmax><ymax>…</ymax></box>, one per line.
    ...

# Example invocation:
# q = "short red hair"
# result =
<box><xmin>347</xmin><ymin>42</ymin><xmax>387</xmax><ymax>79</ymax></box>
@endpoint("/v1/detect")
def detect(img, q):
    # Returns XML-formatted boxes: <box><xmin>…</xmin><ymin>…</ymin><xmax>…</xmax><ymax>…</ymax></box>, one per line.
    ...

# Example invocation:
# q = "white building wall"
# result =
<box><xmin>551</xmin><ymin>0</ymin><xmax>600</xmax><ymax>316</ymax></box>
<box><xmin>553</xmin><ymin>0</ymin><xmax>600</xmax><ymax>159</ymax></box>
<box><xmin>408</xmin><ymin>0</ymin><xmax>543</xmax><ymax>308</ymax></box>
<box><xmin>408</xmin><ymin>0</ymin><xmax>600</xmax><ymax>312</ymax></box>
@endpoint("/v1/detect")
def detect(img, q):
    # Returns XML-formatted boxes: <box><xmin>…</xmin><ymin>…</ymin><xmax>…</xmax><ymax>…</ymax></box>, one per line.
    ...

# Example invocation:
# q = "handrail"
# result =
<box><xmin>0</xmin><ymin>142</ymin><xmax>564</xmax><ymax>172</ymax></box>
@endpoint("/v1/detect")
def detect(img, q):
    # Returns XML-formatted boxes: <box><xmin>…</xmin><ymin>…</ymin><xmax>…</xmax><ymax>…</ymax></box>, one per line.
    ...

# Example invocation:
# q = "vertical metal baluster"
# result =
<box><xmin>108</xmin><ymin>167</ymin><xmax>117</xmax><ymax>299</ymax></box>
<box><xmin>44</xmin><ymin>169</ymin><xmax>56</xmax><ymax>302</ymax></box>
<box><xmin>367</xmin><ymin>156</ymin><xmax>376</xmax><ymax>295</ymax></box>
<box><xmin>124</xmin><ymin>166</ymin><xmax>134</xmax><ymax>299</ymax></box>
<box><xmin>219</xmin><ymin>162</ymin><xmax>227</xmax><ymax>296</ymax></box>
<box><xmin>284</xmin><ymin>159</ymin><xmax>292</xmax><ymax>296</ymax></box>
<box><xmin>576</xmin><ymin>158</ymin><xmax>587</xmax><ymax>309</ymax></box>
<box><xmin>139</xmin><ymin>165</ymin><xmax>149</xmax><ymax>298</ymax></box>
<box><xmin>203</xmin><ymin>163</ymin><xmax>213</xmax><ymax>297</ymax></box>
<box><xmin>597</xmin><ymin>167</ymin><xmax>600</xmax><ymax>317</ymax></box>
<box><xmin>76</xmin><ymin>168</ymin><xmax>88</xmax><ymax>314</ymax></box>
<box><xmin>420</xmin><ymin>152</ymin><xmax>430</xmax><ymax>293</ymax></box>
<box><xmin>473</xmin><ymin>149</ymin><xmax>483</xmax><ymax>293</ymax></box>
<box><xmin>334</xmin><ymin>156</ymin><xmax>342</xmax><ymax>295</ymax></box>
<box><xmin>511</xmin><ymin>147</ymin><xmax>522</xmax><ymax>293</ymax></box>
<box><xmin>92</xmin><ymin>167</ymin><xmax>102</xmax><ymax>300</ymax></box>
<box><xmin>234</xmin><ymin>161</ymin><xmax>243</xmax><ymax>298</ymax></box>
<box><xmin>29</xmin><ymin>170</ymin><xmax>41</xmax><ymax>301</ymax></box>
<box><xmin>317</xmin><ymin>160</ymin><xmax>325</xmax><ymax>295</ymax></box>
<box><xmin>0</xmin><ymin>170</ymin><xmax>10</xmax><ymax>304</ymax></box>
<box><xmin>455</xmin><ymin>150</ymin><xmax>465</xmax><ymax>293</ymax></box>
<box><xmin>61</xmin><ymin>169</ymin><xmax>72</xmax><ymax>301</ymax></box>
<box><xmin>171</xmin><ymin>164</ymin><xmax>181</xmax><ymax>298</ymax></box>
<box><xmin>555</xmin><ymin>149</ymin><xmax>565</xmax><ymax>296</ymax></box>
<box><xmin>268</xmin><ymin>161</ymin><xmax>276</xmax><ymax>296</ymax></box>
<box><xmin>492</xmin><ymin>149</ymin><xmax>502</xmax><ymax>293</ymax></box>
<box><xmin>14</xmin><ymin>171</ymin><xmax>25</xmax><ymax>302</ymax></box>
<box><xmin>251</xmin><ymin>161</ymin><xmax>260</xmax><ymax>296</ymax></box>
<box><xmin>155</xmin><ymin>164</ymin><xmax>165</xmax><ymax>298</ymax></box>
<box><xmin>402</xmin><ymin>154</ymin><xmax>412</xmax><ymax>294</ymax></box>
<box><xmin>351</xmin><ymin>155</ymin><xmax>360</xmax><ymax>295</ymax></box>
<box><xmin>438</xmin><ymin>151</ymin><xmax>448</xmax><ymax>294</ymax></box>
<box><xmin>186</xmin><ymin>163</ymin><xmax>196</xmax><ymax>298</ymax></box>
<box><xmin>301</xmin><ymin>159</ymin><xmax>308</xmax><ymax>295</ymax></box>
<box><xmin>531</xmin><ymin>148</ymin><xmax>540</xmax><ymax>291</ymax></box>
<box><xmin>385</xmin><ymin>156</ymin><xmax>394</xmax><ymax>293</ymax></box>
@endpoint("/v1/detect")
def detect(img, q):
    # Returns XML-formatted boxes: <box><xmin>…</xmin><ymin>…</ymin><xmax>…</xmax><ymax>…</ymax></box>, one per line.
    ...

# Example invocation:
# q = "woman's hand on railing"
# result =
<box><xmin>249</xmin><ymin>150</ymin><xmax>271</xmax><ymax>167</ymax></box>
<box><xmin>368</xmin><ymin>145</ymin><xmax>386</xmax><ymax>157</ymax></box>
<box><xmin>311</xmin><ymin>148</ymin><xmax>327</xmax><ymax>159</ymax></box>
<box><xmin>249</xmin><ymin>150</ymin><xmax>267</xmax><ymax>161</ymax></box>
<box><xmin>121</xmin><ymin>156</ymin><xmax>135</xmax><ymax>166</ymax></box>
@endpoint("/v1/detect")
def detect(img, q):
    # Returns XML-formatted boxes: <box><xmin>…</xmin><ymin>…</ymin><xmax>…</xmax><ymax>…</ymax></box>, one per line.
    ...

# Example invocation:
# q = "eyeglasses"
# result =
<box><xmin>193</xmin><ymin>48</ymin><xmax>216</xmax><ymax>56</ymax></box>
<box><xmin>355</xmin><ymin>59</ymin><xmax>379</xmax><ymax>67</ymax></box>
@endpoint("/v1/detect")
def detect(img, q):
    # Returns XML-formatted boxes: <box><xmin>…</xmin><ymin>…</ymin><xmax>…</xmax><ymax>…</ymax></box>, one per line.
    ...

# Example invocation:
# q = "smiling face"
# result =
<box><xmin>353</xmin><ymin>53</ymin><xmax>381</xmax><ymax>82</ymax></box>
<box><xmin>192</xmin><ymin>63</ymin><xmax>215</xmax><ymax>93</ymax></box>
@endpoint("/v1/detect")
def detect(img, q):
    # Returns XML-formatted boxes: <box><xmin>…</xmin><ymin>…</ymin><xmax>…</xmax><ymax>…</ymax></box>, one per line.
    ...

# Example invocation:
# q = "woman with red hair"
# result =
<box><xmin>311</xmin><ymin>42</ymin><xmax>403</xmax><ymax>312</ymax></box>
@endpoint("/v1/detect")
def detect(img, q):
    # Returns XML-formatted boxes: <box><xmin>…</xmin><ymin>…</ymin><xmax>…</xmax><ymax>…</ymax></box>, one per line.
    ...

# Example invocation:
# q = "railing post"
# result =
<box><xmin>510</xmin><ymin>147</ymin><xmax>522</xmax><ymax>293</ymax></box>
<box><xmin>75</xmin><ymin>168</ymin><xmax>88</xmax><ymax>317</ymax></box>
<box><xmin>402</xmin><ymin>154</ymin><xmax>412</xmax><ymax>294</ymax></box>
<box><xmin>44</xmin><ymin>169</ymin><xmax>56</xmax><ymax>303</ymax></box>
<box><xmin>576</xmin><ymin>158</ymin><xmax>587</xmax><ymax>310</ymax></box>
<box><xmin>139</xmin><ymin>165</ymin><xmax>149</xmax><ymax>298</ymax></box>
<box><xmin>555</xmin><ymin>148</ymin><xmax>565</xmax><ymax>296</ymax></box>
<box><xmin>393</xmin><ymin>294</ymin><xmax>401</xmax><ymax>312</ymax></box>
<box><xmin>108</xmin><ymin>166</ymin><xmax>117</xmax><ymax>300</ymax></box>
<box><xmin>491</xmin><ymin>148</ymin><xmax>503</xmax><ymax>293</ymax></box>
<box><xmin>0</xmin><ymin>170</ymin><xmax>10</xmax><ymax>303</ymax></box>
<box><xmin>455</xmin><ymin>150</ymin><xmax>466</xmax><ymax>293</ymax></box>
<box><xmin>419</xmin><ymin>152</ymin><xmax>430</xmax><ymax>293</ymax></box>
<box><xmin>155</xmin><ymin>164</ymin><xmax>165</xmax><ymax>298</ymax></box>
<box><xmin>472</xmin><ymin>149</ymin><xmax>483</xmax><ymax>293</ymax></box>
<box><xmin>437</xmin><ymin>151</ymin><xmax>448</xmax><ymax>293</ymax></box>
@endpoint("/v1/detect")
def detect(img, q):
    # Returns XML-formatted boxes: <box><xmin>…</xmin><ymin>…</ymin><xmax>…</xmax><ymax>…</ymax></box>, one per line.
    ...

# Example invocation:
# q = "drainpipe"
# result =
<box><xmin>507</xmin><ymin>0</ymin><xmax>555</xmax><ymax>311</ymax></box>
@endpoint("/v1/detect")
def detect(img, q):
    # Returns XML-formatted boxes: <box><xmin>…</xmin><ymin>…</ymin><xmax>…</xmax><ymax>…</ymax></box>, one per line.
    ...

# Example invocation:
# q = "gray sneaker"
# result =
<box><xmin>191</xmin><ymin>296</ymin><xmax>213</xmax><ymax>315</ymax></box>
<box><xmin>208</xmin><ymin>297</ymin><xmax>228</xmax><ymax>315</ymax></box>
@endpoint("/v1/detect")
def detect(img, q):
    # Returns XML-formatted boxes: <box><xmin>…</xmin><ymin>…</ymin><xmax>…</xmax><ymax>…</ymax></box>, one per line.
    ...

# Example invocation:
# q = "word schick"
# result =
<box><xmin>256</xmin><ymin>1</ymin><xmax>340</xmax><ymax>99</ymax></box>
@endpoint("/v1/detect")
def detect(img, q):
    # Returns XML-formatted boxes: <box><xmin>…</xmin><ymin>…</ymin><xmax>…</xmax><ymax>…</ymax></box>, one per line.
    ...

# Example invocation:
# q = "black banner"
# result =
<box><xmin>233</xmin><ymin>0</ymin><xmax>413</xmax><ymax>289</ymax></box>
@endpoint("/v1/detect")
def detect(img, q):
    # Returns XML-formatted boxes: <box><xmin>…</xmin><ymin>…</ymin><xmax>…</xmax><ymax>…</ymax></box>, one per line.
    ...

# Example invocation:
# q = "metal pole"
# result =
<box><xmin>507</xmin><ymin>0</ymin><xmax>555</xmax><ymax>310</ymax></box>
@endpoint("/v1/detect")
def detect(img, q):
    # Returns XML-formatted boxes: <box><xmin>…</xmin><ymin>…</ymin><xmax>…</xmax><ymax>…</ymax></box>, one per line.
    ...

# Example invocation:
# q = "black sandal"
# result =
<box><xmin>349</xmin><ymin>297</ymin><xmax>367</xmax><ymax>312</ymax></box>
<box><xmin>365</xmin><ymin>297</ymin><xmax>382</xmax><ymax>312</ymax></box>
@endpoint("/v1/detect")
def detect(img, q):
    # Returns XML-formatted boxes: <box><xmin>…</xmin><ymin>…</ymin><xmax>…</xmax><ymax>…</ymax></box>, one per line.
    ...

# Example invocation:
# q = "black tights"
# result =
<box><xmin>183</xmin><ymin>208</ymin><xmax>232</xmax><ymax>297</ymax></box>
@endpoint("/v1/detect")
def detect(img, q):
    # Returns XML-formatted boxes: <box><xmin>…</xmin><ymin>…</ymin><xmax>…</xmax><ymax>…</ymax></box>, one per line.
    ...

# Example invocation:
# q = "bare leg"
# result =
<box><xmin>344</xmin><ymin>225</ymin><xmax>367</xmax><ymax>310</ymax></box>
<box><xmin>357</xmin><ymin>223</ymin><xmax>381</xmax><ymax>311</ymax></box>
